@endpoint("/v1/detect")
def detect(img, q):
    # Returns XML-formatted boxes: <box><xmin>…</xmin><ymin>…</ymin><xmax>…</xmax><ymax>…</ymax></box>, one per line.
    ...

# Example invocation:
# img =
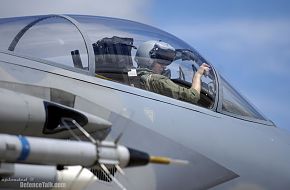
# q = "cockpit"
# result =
<box><xmin>0</xmin><ymin>14</ymin><xmax>270</xmax><ymax>124</ymax></box>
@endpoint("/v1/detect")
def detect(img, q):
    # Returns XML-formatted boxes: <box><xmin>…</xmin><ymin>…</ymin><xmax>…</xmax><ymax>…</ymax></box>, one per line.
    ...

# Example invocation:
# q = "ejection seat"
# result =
<box><xmin>93</xmin><ymin>36</ymin><xmax>138</xmax><ymax>85</ymax></box>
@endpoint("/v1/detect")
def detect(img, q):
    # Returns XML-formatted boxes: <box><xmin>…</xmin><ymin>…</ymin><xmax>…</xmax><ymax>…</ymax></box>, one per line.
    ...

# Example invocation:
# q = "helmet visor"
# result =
<box><xmin>149</xmin><ymin>44</ymin><xmax>176</xmax><ymax>65</ymax></box>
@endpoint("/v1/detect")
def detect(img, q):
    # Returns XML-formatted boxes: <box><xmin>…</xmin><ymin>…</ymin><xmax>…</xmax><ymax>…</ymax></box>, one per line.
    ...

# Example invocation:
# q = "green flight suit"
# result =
<box><xmin>137</xmin><ymin>68</ymin><xmax>200</xmax><ymax>104</ymax></box>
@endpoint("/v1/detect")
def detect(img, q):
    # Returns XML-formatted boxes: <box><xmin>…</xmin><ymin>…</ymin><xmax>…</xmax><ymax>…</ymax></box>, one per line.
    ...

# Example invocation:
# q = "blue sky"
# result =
<box><xmin>0</xmin><ymin>0</ymin><xmax>289</xmax><ymax>131</ymax></box>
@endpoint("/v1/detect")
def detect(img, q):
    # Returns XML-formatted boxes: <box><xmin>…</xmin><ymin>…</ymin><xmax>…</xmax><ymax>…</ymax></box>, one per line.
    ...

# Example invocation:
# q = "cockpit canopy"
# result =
<box><xmin>0</xmin><ymin>14</ymin><xmax>270</xmax><ymax>124</ymax></box>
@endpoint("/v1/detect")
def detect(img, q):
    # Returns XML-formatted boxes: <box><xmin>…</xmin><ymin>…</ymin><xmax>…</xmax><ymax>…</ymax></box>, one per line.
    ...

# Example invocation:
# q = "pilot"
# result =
<box><xmin>135</xmin><ymin>40</ymin><xmax>210</xmax><ymax>104</ymax></box>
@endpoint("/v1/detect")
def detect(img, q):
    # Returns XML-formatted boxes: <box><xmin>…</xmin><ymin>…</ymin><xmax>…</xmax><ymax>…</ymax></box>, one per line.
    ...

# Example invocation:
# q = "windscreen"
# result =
<box><xmin>221</xmin><ymin>76</ymin><xmax>267</xmax><ymax>120</ymax></box>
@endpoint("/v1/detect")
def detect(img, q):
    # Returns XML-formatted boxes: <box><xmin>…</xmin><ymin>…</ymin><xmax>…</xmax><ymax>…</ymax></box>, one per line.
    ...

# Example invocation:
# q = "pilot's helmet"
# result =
<box><xmin>135</xmin><ymin>40</ymin><xmax>176</xmax><ymax>68</ymax></box>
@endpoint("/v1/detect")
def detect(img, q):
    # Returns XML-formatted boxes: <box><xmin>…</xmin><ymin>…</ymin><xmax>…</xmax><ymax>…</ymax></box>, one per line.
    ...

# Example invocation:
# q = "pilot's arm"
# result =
<box><xmin>191</xmin><ymin>63</ymin><xmax>210</xmax><ymax>94</ymax></box>
<box><xmin>139</xmin><ymin>63</ymin><xmax>210</xmax><ymax>104</ymax></box>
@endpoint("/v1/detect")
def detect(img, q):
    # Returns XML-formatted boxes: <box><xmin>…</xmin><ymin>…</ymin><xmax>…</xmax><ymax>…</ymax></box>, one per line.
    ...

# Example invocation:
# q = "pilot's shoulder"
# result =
<box><xmin>137</xmin><ymin>68</ymin><xmax>152</xmax><ymax>75</ymax></box>
<box><xmin>137</xmin><ymin>69</ymin><xmax>168</xmax><ymax>82</ymax></box>
<box><xmin>150</xmin><ymin>74</ymin><xmax>168</xmax><ymax>80</ymax></box>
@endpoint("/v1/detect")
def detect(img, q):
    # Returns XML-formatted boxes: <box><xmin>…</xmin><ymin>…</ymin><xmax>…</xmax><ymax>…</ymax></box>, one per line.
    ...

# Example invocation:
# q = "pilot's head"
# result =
<box><xmin>135</xmin><ymin>40</ymin><xmax>175</xmax><ymax>74</ymax></box>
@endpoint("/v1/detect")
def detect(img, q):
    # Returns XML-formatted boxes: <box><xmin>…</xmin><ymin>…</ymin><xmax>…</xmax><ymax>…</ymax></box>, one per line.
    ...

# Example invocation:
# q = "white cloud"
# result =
<box><xmin>0</xmin><ymin>0</ymin><xmax>150</xmax><ymax>22</ymax></box>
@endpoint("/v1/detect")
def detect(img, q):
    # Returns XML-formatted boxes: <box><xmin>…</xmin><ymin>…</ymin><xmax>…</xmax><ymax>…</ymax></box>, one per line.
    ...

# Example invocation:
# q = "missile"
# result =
<box><xmin>0</xmin><ymin>134</ymin><xmax>187</xmax><ymax>169</ymax></box>
<box><xmin>0</xmin><ymin>134</ymin><xmax>188</xmax><ymax>168</ymax></box>
<box><xmin>0</xmin><ymin>134</ymin><xmax>189</xmax><ymax>190</ymax></box>
<box><xmin>0</xmin><ymin>88</ymin><xmax>111</xmax><ymax>139</ymax></box>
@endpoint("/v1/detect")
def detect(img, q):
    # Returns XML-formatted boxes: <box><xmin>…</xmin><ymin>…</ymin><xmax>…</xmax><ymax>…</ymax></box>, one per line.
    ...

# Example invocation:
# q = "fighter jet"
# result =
<box><xmin>0</xmin><ymin>14</ymin><xmax>289</xmax><ymax>190</ymax></box>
